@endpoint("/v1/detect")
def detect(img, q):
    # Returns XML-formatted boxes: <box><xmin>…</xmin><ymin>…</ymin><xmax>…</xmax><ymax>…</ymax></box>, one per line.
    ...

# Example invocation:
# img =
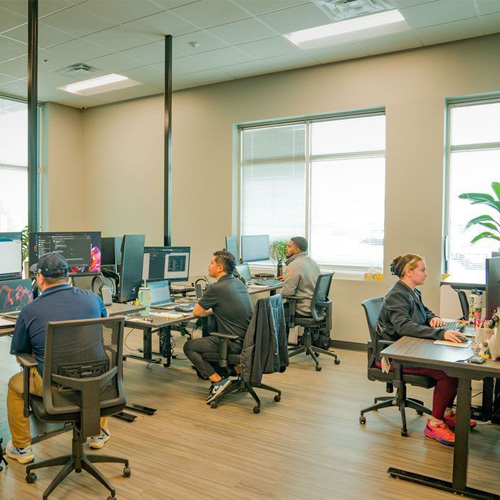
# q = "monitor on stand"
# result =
<box><xmin>118</xmin><ymin>234</ymin><xmax>145</xmax><ymax>303</ymax></box>
<box><xmin>143</xmin><ymin>247</ymin><xmax>191</xmax><ymax>282</ymax></box>
<box><xmin>225</xmin><ymin>236</ymin><xmax>239</xmax><ymax>262</ymax></box>
<box><xmin>241</xmin><ymin>235</ymin><xmax>270</xmax><ymax>263</ymax></box>
<box><xmin>486</xmin><ymin>257</ymin><xmax>500</xmax><ymax>319</ymax></box>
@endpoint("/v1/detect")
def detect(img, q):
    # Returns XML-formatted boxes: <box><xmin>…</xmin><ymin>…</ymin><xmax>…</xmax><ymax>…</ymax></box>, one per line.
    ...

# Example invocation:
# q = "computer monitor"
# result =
<box><xmin>241</xmin><ymin>235</ymin><xmax>270</xmax><ymax>262</ymax></box>
<box><xmin>0</xmin><ymin>278</ymin><xmax>33</xmax><ymax>314</ymax></box>
<box><xmin>118</xmin><ymin>234</ymin><xmax>145</xmax><ymax>303</ymax></box>
<box><xmin>0</xmin><ymin>232</ymin><xmax>22</xmax><ymax>281</ymax></box>
<box><xmin>29</xmin><ymin>232</ymin><xmax>102</xmax><ymax>276</ymax></box>
<box><xmin>101</xmin><ymin>236</ymin><xmax>123</xmax><ymax>272</ymax></box>
<box><xmin>143</xmin><ymin>246</ymin><xmax>191</xmax><ymax>282</ymax></box>
<box><xmin>486</xmin><ymin>257</ymin><xmax>500</xmax><ymax>319</ymax></box>
<box><xmin>147</xmin><ymin>279</ymin><xmax>172</xmax><ymax>306</ymax></box>
<box><xmin>236</xmin><ymin>263</ymin><xmax>252</xmax><ymax>282</ymax></box>
<box><xmin>225</xmin><ymin>236</ymin><xmax>239</xmax><ymax>261</ymax></box>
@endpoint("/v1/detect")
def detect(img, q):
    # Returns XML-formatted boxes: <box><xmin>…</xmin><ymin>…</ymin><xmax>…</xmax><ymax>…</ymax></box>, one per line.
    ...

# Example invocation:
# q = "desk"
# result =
<box><xmin>382</xmin><ymin>337</ymin><xmax>500</xmax><ymax>500</ymax></box>
<box><xmin>106</xmin><ymin>302</ymin><xmax>145</xmax><ymax>316</ymax></box>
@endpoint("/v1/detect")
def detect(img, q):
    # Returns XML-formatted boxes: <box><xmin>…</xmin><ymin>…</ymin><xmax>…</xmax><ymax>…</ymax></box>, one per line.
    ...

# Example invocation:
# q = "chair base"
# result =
<box><xmin>288</xmin><ymin>330</ymin><xmax>340</xmax><ymax>371</ymax></box>
<box><xmin>209</xmin><ymin>379</ymin><xmax>281</xmax><ymax>414</ymax></box>
<box><xmin>359</xmin><ymin>386</ymin><xmax>431</xmax><ymax>436</ymax></box>
<box><xmin>26</xmin><ymin>434</ymin><xmax>130</xmax><ymax>500</ymax></box>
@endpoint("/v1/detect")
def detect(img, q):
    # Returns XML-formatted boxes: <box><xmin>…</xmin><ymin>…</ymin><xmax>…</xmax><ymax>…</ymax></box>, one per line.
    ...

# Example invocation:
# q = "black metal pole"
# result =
<box><xmin>164</xmin><ymin>35</ymin><xmax>172</xmax><ymax>246</ymax></box>
<box><xmin>27</xmin><ymin>0</ymin><xmax>39</xmax><ymax>232</ymax></box>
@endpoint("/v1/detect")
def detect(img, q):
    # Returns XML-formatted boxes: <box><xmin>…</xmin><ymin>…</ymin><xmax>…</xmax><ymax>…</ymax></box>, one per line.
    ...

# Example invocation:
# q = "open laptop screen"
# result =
<box><xmin>0</xmin><ymin>278</ymin><xmax>33</xmax><ymax>314</ymax></box>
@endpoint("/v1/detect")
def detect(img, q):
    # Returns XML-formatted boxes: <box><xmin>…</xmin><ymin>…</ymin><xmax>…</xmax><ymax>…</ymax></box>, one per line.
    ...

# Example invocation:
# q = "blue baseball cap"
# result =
<box><xmin>30</xmin><ymin>252</ymin><xmax>69</xmax><ymax>278</ymax></box>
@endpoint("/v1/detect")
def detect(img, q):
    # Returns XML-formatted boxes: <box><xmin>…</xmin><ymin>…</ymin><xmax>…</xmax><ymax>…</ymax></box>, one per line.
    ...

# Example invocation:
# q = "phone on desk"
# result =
<box><xmin>468</xmin><ymin>356</ymin><xmax>486</xmax><ymax>364</ymax></box>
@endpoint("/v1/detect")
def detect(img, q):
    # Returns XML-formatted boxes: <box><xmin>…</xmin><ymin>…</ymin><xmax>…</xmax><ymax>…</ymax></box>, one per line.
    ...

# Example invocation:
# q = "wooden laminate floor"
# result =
<box><xmin>1</xmin><ymin>332</ymin><xmax>500</xmax><ymax>500</ymax></box>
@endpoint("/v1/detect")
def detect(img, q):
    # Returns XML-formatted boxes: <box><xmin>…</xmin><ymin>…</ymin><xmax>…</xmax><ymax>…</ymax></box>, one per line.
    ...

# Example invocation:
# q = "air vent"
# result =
<box><xmin>314</xmin><ymin>0</ymin><xmax>394</xmax><ymax>22</ymax></box>
<box><xmin>58</xmin><ymin>63</ymin><xmax>100</xmax><ymax>76</ymax></box>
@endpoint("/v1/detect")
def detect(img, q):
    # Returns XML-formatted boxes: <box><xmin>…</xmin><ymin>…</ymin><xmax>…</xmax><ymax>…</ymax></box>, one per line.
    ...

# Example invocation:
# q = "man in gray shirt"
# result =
<box><xmin>279</xmin><ymin>237</ymin><xmax>320</xmax><ymax>317</ymax></box>
<box><xmin>184</xmin><ymin>250</ymin><xmax>253</xmax><ymax>403</ymax></box>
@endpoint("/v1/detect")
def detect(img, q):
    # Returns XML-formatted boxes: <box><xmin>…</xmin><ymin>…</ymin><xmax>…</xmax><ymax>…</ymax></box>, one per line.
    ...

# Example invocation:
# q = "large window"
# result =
<box><xmin>240</xmin><ymin>112</ymin><xmax>386</xmax><ymax>271</ymax></box>
<box><xmin>446</xmin><ymin>99</ymin><xmax>500</xmax><ymax>276</ymax></box>
<box><xmin>0</xmin><ymin>97</ymin><xmax>29</xmax><ymax>232</ymax></box>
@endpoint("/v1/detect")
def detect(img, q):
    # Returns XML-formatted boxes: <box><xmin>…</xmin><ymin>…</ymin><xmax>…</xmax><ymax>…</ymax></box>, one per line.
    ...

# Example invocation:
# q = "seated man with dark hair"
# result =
<box><xmin>184</xmin><ymin>250</ymin><xmax>253</xmax><ymax>403</ymax></box>
<box><xmin>6</xmin><ymin>252</ymin><xmax>110</xmax><ymax>464</ymax></box>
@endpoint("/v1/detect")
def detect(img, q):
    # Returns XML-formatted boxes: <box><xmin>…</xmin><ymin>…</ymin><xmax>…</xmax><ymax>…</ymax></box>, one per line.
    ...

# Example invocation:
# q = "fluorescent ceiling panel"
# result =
<box><xmin>284</xmin><ymin>10</ymin><xmax>410</xmax><ymax>49</ymax></box>
<box><xmin>59</xmin><ymin>73</ymin><xmax>141</xmax><ymax>95</ymax></box>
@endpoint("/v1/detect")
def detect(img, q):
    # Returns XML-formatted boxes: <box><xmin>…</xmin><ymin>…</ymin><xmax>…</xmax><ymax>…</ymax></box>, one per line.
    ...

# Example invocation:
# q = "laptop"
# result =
<box><xmin>236</xmin><ymin>263</ymin><xmax>252</xmax><ymax>283</ymax></box>
<box><xmin>147</xmin><ymin>279</ymin><xmax>173</xmax><ymax>307</ymax></box>
<box><xmin>0</xmin><ymin>278</ymin><xmax>34</xmax><ymax>319</ymax></box>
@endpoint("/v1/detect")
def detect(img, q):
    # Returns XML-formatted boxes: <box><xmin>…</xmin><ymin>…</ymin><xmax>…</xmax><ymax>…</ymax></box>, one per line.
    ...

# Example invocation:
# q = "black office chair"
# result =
<box><xmin>202</xmin><ymin>295</ymin><xmax>287</xmax><ymax>413</ymax></box>
<box><xmin>287</xmin><ymin>272</ymin><xmax>339</xmax><ymax>371</ymax></box>
<box><xmin>359</xmin><ymin>298</ymin><xmax>436</xmax><ymax>436</ymax></box>
<box><xmin>453</xmin><ymin>288</ymin><xmax>470</xmax><ymax>321</ymax></box>
<box><xmin>17</xmin><ymin>317</ymin><xmax>130</xmax><ymax>500</ymax></box>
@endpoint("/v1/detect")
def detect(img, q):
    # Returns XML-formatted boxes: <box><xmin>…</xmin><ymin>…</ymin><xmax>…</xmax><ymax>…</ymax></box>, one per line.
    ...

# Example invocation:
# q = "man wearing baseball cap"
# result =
<box><xmin>6</xmin><ymin>252</ymin><xmax>110</xmax><ymax>464</ymax></box>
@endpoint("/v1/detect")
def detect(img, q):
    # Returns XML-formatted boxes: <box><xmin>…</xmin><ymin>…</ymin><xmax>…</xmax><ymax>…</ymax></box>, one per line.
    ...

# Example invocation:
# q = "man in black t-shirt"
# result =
<box><xmin>184</xmin><ymin>250</ymin><xmax>253</xmax><ymax>403</ymax></box>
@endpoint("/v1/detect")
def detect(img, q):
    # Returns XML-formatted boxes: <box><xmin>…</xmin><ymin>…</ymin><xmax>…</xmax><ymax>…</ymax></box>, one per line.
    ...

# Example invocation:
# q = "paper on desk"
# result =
<box><xmin>150</xmin><ymin>312</ymin><xmax>186</xmax><ymax>319</ymax></box>
<box><xmin>434</xmin><ymin>340</ymin><xmax>472</xmax><ymax>348</ymax></box>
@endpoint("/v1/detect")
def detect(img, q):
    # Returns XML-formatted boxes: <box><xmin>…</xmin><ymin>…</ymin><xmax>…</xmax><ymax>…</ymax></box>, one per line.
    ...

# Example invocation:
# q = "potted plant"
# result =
<box><xmin>459</xmin><ymin>181</ymin><xmax>500</xmax><ymax>244</ymax></box>
<box><xmin>269</xmin><ymin>239</ymin><xmax>288</xmax><ymax>277</ymax></box>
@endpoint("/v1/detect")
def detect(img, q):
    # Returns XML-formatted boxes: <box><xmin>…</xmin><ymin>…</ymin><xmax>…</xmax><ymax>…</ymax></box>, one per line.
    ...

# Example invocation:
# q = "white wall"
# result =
<box><xmin>46</xmin><ymin>33</ymin><xmax>500</xmax><ymax>344</ymax></box>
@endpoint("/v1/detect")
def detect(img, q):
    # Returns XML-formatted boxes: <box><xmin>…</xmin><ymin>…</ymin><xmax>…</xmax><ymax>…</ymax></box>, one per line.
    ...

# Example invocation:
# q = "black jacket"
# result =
<box><xmin>240</xmin><ymin>294</ymin><xmax>289</xmax><ymax>385</ymax></box>
<box><xmin>376</xmin><ymin>280</ymin><xmax>445</xmax><ymax>348</ymax></box>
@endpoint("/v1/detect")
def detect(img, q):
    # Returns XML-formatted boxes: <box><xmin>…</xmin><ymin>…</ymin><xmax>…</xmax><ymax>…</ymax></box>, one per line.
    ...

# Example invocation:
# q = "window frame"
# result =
<box><xmin>238</xmin><ymin>108</ymin><xmax>386</xmax><ymax>274</ymax></box>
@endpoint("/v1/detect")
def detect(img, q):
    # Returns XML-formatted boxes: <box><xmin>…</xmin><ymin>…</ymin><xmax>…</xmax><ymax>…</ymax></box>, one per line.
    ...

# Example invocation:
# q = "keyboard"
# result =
<box><xmin>175</xmin><ymin>303</ymin><xmax>196</xmax><ymax>313</ymax></box>
<box><xmin>443</xmin><ymin>321</ymin><xmax>466</xmax><ymax>332</ymax></box>
<box><xmin>153</xmin><ymin>303</ymin><xmax>177</xmax><ymax>310</ymax></box>
<box><xmin>253</xmin><ymin>279</ymin><xmax>283</xmax><ymax>287</ymax></box>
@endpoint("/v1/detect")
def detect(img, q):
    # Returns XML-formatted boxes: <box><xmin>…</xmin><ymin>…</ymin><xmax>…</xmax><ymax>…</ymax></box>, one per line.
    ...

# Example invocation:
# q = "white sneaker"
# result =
<box><xmin>89</xmin><ymin>429</ymin><xmax>110</xmax><ymax>449</ymax></box>
<box><xmin>6</xmin><ymin>440</ymin><xmax>34</xmax><ymax>464</ymax></box>
<box><xmin>206</xmin><ymin>379</ymin><xmax>231</xmax><ymax>404</ymax></box>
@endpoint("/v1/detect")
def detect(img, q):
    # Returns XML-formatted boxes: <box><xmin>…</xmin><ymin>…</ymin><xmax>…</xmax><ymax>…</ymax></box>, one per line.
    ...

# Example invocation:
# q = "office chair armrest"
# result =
<box><xmin>16</xmin><ymin>354</ymin><xmax>37</xmax><ymax>418</ymax></box>
<box><xmin>209</xmin><ymin>332</ymin><xmax>240</xmax><ymax>368</ymax></box>
<box><xmin>284</xmin><ymin>297</ymin><xmax>300</xmax><ymax>328</ymax></box>
<box><xmin>209</xmin><ymin>332</ymin><xmax>240</xmax><ymax>341</ymax></box>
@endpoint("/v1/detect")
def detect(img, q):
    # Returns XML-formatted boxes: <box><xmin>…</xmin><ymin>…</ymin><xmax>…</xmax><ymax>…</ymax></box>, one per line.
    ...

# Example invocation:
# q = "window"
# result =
<box><xmin>240</xmin><ymin>112</ymin><xmax>386</xmax><ymax>272</ymax></box>
<box><xmin>0</xmin><ymin>97</ymin><xmax>29</xmax><ymax>232</ymax></box>
<box><xmin>445</xmin><ymin>99</ymin><xmax>500</xmax><ymax>276</ymax></box>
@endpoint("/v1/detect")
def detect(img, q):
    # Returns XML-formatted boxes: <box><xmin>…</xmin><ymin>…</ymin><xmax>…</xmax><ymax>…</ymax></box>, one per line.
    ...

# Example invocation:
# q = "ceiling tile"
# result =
<box><xmin>120</xmin><ymin>40</ymin><xmax>185</xmax><ymax>65</ymax></box>
<box><xmin>42</xmin><ymin>39</ymin><xmax>115</xmax><ymax>69</ymax></box>
<box><xmin>474</xmin><ymin>0</ymin><xmax>500</xmax><ymax>16</ymax></box>
<box><xmin>173</xmin><ymin>30</ymin><xmax>230</xmax><ymax>54</ymax></box>
<box><xmin>123</xmin><ymin>9</ymin><xmax>198</xmax><ymax>37</ymax></box>
<box><xmin>392</xmin><ymin>0</ymin><xmax>437</xmax><ymax>7</ymax></box>
<box><xmin>0</xmin><ymin>35</ymin><xmax>27</xmax><ymax>61</ymax></box>
<box><xmin>415</xmin><ymin>17</ymin><xmax>485</xmax><ymax>44</ymax></box>
<box><xmin>260</xmin><ymin>51</ymin><xmax>319</xmax><ymax>71</ymax></box>
<box><xmin>236</xmin><ymin>36</ymin><xmax>300</xmax><ymax>58</ymax></box>
<box><xmin>41</xmin><ymin>5</ymin><xmax>117</xmax><ymax>37</ymax></box>
<box><xmin>98</xmin><ymin>83</ymin><xmax>161</xmax><ymax>103</ymax></box>
<box><xmin>172</xmin><ymin>74</ymin><xmax>197</xmax><ymax>90</ymax></box>
<box><xmin>172</xmin><ymin>56</ymin><xmax>212</xmax><ymax>75</ymax></box>
<box><xmin>0</xmin><ymin>79</ymin><xmax>27</xmax><ymax>98</ymax></box>
<box><xmin>0</xmin><ymin>71</ymin><xmax>18</xmax><ymax>85</ymax></box>
<box><xmin>3</xmin><ymin>22</ymin><xmax>75</xmax><ymax>49</ymax></box>
<box><xmin>121</xmin><ymin>64</ymin><xmax>165</xmax><ymax>82</ymax></box>
<box><xmin>234</xmin><ymin>0</ymin><xmax>309</xmax><ymax>16</ymax></box>
<box><xmin>38</xmin><ymin>71</ymin><xmax>77</xmax><ymax>87</ymax></box>
<box><xmin>150</xmin><ymin>0</ymin><xmax>200</xmax><ymax>9</ymax></box>
<box><xmin>207</xmin><ymin>18</ymin><xmax>277</xmax><ymax>45</ymax></box>
<box><xmin>358</xmin><ymin>30</ymin><xmax>423</xmax><ymax>55</ymax></box>
<box><xmin>258</xmin><ymin>3</ymin><xmax>332</xmax><ymax>34</ymax></box>
<box><xmin>401</xmin><ymin>0</ymin><xmax>478</xmax><ymax>29</ymax></box>
<box><xmin>79</xmin><ymin>0</ymin><xmax>165</xmax><ymax>24</ymax></box>
<box><xmin>190</xmin><ymin>46</ymin><xmax>253</xmax><ymax>68</ymax></box>
<box><xmin>84</xmin><ymin>52</ymin><xmax>145</xmax><ymax>73</ymax></box>
<box><xmin>187</xmin><ymin>67</ymin><xmax>235</xmax><ymax>85</ymax></box>
<box><xmin>0</xmin><ymin>7</ymin><xmax>26</xmax><ymax>34</ymax></box>
<box><xmin>304</xmin><ymin>42</ymin><xmax>368</xmax><ymax>63</ymax></box>
<box><xmin>0</xmin><ymin>0</ymin><xmax>27</xmax><ymax>17</ymax></box>
<box><xmin>0</xmin><ymin>58</ymin><xmax>27</xmax><ymax>78</ymax></box>
<box><xmin>223</xmin><ymin>59</ymin><xmax>276</xmax><ymax>78</ymax></box>
<box><xmin>83</xmin><ymin>26</ymin><xmax>160</xmax><ymax>51</ymax></box>
<box><xmin>172</xmin><ymin>0</ymin><xmax>250</xmax><ymax>29</ymax></box>
<box><xmin>481</xmin><ymin>11</ymin><xmax>500</xmax><ymax>34</ymax></box>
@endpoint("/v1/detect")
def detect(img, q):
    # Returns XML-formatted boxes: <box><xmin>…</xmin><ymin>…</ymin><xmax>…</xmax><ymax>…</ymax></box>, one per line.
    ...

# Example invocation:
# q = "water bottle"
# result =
<box><xmin>138</xmin><ymin>284</ymin><xmax>151</xmax><ymax>317</ymax></box>
<box><xmin>277</xmin><ymin>260</ymin><xmax>283</xmax><ymax>278</ymax></box>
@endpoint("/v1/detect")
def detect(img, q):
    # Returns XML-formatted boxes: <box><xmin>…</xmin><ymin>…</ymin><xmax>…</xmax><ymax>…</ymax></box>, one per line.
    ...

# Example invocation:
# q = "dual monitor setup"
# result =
<box><xmin>0</xmin><ymin>231</ymin><xmax>191</xmax><ymax>316</ymax></box>
<box><xmin>225</xmin><ymin>234</ymin><xmax>270</xmax><ymax>263</ymax></box>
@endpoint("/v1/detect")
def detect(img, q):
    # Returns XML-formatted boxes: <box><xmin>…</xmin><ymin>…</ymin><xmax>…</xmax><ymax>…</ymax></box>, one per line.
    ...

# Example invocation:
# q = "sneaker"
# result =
<box><xmin>424</xmin><ymin>420</ymin><xmax>455</xmax><ymax>446</ymax></box>
<box><xmin>89</xmin><ymin>429</ymin><xmax>110</xmax><ymax>449</ymax></box>
<box><xmin>6</xmin><ymin>440</ymin><xmax>34</xmax><ymax>464</ymax></box>
<box><xmin>206</xmin><ymin>378</ymin><xmax>231</xmax><ymax>404</ymax></box>
<box><xmin>444</xmin><ymin>411</ymin><xmax>477</xmax><ymax>430</ymax></box>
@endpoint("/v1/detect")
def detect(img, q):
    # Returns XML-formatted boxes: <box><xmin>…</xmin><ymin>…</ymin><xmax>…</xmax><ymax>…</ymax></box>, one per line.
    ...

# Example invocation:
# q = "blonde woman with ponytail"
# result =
<box><xmin>376</xmin><ymin>254</ymin><xmax>475</xmax><ymax>446</ymax></box>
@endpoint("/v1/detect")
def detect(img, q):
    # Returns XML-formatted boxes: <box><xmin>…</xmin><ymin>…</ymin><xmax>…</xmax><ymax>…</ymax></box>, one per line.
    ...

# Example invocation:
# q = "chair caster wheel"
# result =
<box><xmin>315</xmin><ymin>366</ymin><xmax>322</xmax><ymax>371</ymax></box>
<box><xmin>334</xmin><ymin>359</ymin><xmax>340</xmax><ymax>365</ymax></box>
<box><xmin>274</xmin><ymin>394</ymin><xmax>281</xmax><ymax>402</ymax></box>
<box><xmin>123</xmin><ymin>466</ymin><xmax>131</xmax><ymax>477</ymax></box>
<box><xmin>401</xmin><ymin>430</ymin><xmax>408</xmax><ymax>437</ymax></box>
<box><xmin>253</xmin><ymin>406</ymin><xmax>261</xmax><ymax>414</ymax></box>
<box><xmin>315</xmin><ymin>352</ymin><xmax>320</xmax><ymax>357</ymax></box>
<box><xmin>107</xmin><ymin>496</ymin><xmax>115</xmax><ymax>500</ymax></box>
<box><xmin>416</xmin><ymin>410</ymin><xmax>423</xmax><ymax>416</ymax></box>
<box><xmin>26</xmin><ymin>472</ymin><xmax>37</xmax><ymax>484</ymax></box>
<box><xmin>210</xmin><ymin>401</ymin><xmax>218</xmax><ymax>409</ymax></box>
<box><xmin>359</xmin><ymin>416</ymin><xmax>366</xmax><ymax>425</ymax></box>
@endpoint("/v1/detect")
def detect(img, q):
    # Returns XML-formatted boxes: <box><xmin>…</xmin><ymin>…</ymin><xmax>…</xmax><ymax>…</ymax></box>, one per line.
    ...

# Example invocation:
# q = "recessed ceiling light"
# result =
<box><xmin>59</xmin><ymin>73</ymin><xmax>140</xmax><ymax>96</ymax></box>
<box><xmin>284</xmin><ymin>10</ymin><xmax>408</xmax><ymax>49</ymax></box>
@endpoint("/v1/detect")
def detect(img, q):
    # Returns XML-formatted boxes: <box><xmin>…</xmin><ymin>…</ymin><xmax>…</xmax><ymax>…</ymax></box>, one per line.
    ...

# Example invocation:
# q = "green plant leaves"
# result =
<box><xmin>470</xmin><ymin>232</ymin><xmax>500</xmax><ymax>244</ymax></box>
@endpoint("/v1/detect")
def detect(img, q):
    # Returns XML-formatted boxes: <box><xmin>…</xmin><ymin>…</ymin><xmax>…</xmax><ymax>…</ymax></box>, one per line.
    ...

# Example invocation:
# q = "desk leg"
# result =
<box><xmin>453</xmin><ymin>377</ymin><xmax>471</xmax><ymax>491</ymax></box>
<box><xmin>159</xmin><ymin>326</ymin><xmax>172</xmax><ymax>367</ymax></box>
<box><xmin>481</xmin><ymin>378</ymin><xmax>493</xmax><ymax>421</ymax></box>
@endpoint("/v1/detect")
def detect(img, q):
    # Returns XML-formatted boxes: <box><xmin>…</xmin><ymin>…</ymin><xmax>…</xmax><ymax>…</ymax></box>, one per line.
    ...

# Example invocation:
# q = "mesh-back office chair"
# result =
<box><xmin>202</xmin><ymin>295</ymin><xmax>286</xmax><ymax>413</ymax></box>
<box><xmin>287</xmin><ymin>273</ymin><xmax>340</xmax><ymax>371</ymax></box>
<box><xmin>17</xmin><ymin>317</ymin><xmax>130</xmax><ymax>500</ymax></box>
<box><xmin>454</xmin><ymin>289</ymin><xmax>470</xmax><ymax>321</ymax></box>
<box><xmin>359</xmin><ymin>298</ymin><xmax>436</xmax><ymax>436</ymax></box>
